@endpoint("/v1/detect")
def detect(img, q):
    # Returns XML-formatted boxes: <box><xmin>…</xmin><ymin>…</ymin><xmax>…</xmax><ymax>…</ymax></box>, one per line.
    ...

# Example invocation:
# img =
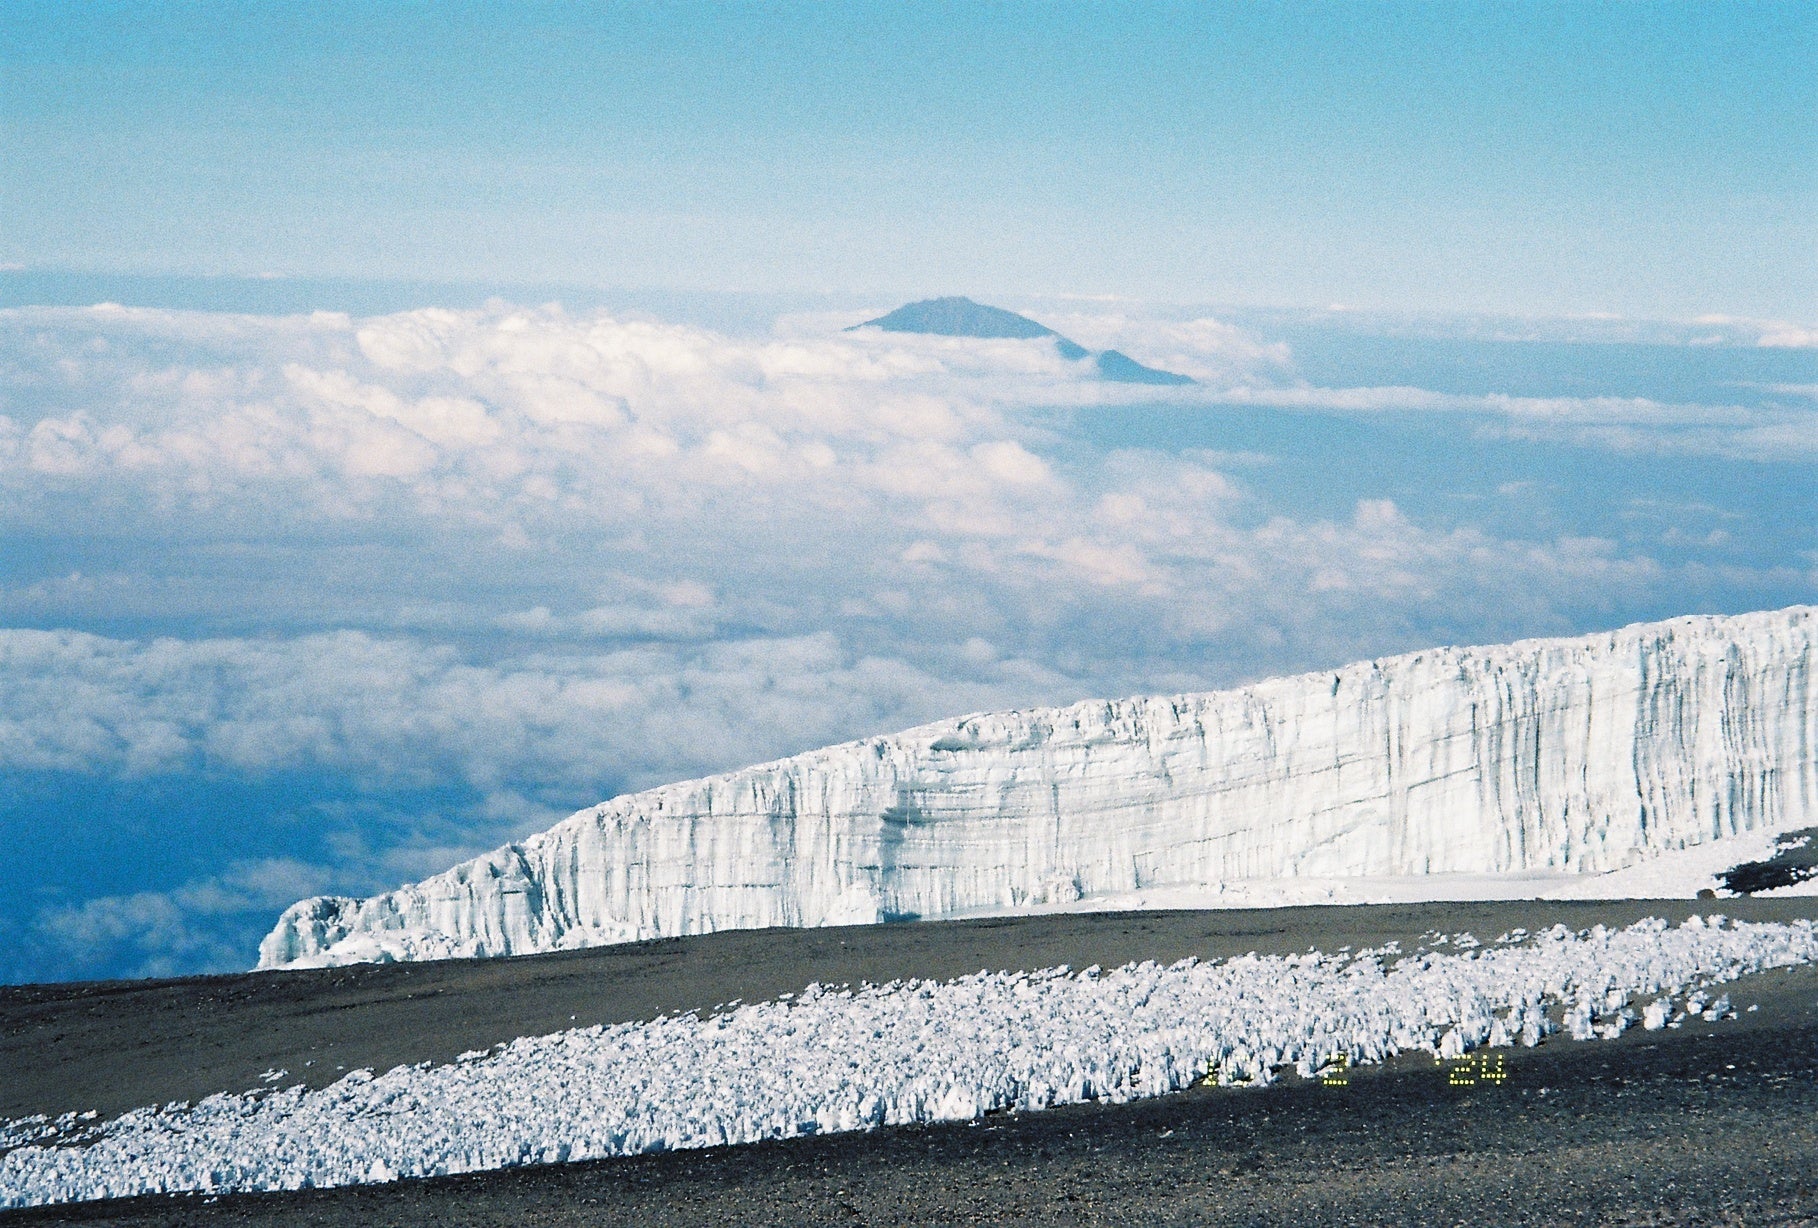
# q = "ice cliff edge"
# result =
<box><xmin>260</xmin><ymin>607</ymin><xmax>1817</xmax><ymax>968</ymax></box>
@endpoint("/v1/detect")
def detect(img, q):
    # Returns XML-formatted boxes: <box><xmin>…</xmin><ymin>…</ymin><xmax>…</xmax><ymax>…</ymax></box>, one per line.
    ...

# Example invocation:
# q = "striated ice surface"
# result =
<box><xmin>5</xmin><ymin>916</ymin><xmax>1815</xmax><ymax>1208</ymax></box>
<box><xmin>261</xmin><ymin>607</ymin><xmax>1816</xmax><ymax>969</ymax></box>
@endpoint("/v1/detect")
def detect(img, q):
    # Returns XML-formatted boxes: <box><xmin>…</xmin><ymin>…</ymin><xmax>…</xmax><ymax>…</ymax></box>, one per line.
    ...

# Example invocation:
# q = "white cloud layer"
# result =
<box><xmin>22</xmin><ymin>859</ymin><xmax>335</xmax><ymax>982</ymax></box>
<box><xmin>3</xmin><ymin>301</ymin><xmax>1787</xmax><ymax>656</ymax></box>
<box><xmin>1215</xmin><ymin>384</ymin><xmax>1818</xmax><ymax>462</ymax></box>
<box><xmin>0</xmin><ymin>628</ymin><xmax>1051</xmax><ymax>794</ymax></box>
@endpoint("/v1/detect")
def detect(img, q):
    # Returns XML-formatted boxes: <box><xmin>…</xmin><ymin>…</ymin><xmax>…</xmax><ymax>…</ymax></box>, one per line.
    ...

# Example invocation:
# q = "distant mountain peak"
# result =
<box><xmin>855</xmin><ymin>296</ymin><xmax>1057</xmax><ymax>341</ymax></box>
<box><xmin>850</xmin><ymin>297</ymin><xmax>1192</xmax><ymax>385</ymax></box>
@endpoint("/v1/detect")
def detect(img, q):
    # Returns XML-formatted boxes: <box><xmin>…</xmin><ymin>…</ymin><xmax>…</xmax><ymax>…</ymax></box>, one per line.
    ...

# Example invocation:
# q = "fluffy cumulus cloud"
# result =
<box><xmin>15</xmin><ymin>859</ymin><xmax>336</xmax><ymax>984</ymax></box>
<box><xmin>0</xmin><ymin>304</ymin><xmax>1158</xmax><ymax>557</ymax></box>
<box><xmin>0</xmin><ymin>300</ymin><xmax>1809</xmax><ymax>980</ymax></box>
<box><xmin>0</xmin><ymin>628</ymin><xmax>1056</xmax><ymax>795</ymax></box>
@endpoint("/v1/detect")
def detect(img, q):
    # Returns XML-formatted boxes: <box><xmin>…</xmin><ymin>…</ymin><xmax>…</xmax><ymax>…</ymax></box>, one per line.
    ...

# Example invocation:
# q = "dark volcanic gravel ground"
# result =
<box><xmin>5</xmin><ymin>898</ymin><xmax>1818</xmax><ymax>1225</ymax></box>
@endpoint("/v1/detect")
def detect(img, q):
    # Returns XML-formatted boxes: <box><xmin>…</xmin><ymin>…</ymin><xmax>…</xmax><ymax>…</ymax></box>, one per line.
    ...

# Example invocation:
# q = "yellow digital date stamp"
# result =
<box><xmin>1315</xmin><ymin>1050</ymin><xmax>1510</xmax><ymax>1087</ymax></box>
<box><xmin>1444</xmin><ymin>1052</ymin><xmax>1508</xmax><ymax>1085</ymax></box>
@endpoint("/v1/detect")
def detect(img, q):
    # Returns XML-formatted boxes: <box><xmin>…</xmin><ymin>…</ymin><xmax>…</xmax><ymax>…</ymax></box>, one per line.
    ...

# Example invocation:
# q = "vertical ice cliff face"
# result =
<box><xmin>260</xmin><ymin>608</ymin><xmax>1817</xmax><ymax>968</ymax></box>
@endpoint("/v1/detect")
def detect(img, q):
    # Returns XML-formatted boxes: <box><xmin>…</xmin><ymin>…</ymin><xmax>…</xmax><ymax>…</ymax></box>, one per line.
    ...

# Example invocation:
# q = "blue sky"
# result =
<box><xmin>4</xmin><ymin>1</ymin><xmax>1813</xmax><ymax>317</ymax></box>
<box><xmin>0</xmin><ymin>3</ymin><xmax>1813</xmax><ymax>982</ymax></box>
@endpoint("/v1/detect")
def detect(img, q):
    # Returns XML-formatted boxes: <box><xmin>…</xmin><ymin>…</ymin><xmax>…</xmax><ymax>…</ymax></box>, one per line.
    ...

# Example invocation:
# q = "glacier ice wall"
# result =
<box><xmin>260</xmin><ymin>608</ymin><xmax>1817</xmax><ymax>968</ymax></box>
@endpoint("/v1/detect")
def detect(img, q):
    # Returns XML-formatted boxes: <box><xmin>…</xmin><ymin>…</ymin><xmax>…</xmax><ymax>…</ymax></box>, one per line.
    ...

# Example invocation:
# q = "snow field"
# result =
<box><xmin>4</xmin><ymin>915</ymin><xmax>1816</xmax><ymax>1208</ymax></box>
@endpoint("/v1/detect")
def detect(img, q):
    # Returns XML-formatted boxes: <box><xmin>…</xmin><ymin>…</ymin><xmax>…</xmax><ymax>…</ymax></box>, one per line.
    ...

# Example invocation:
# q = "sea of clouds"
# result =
<box><xmin>0</xmin><ymin>300</ymin><xmax>1812</xmax><ymax>980</ymax></box>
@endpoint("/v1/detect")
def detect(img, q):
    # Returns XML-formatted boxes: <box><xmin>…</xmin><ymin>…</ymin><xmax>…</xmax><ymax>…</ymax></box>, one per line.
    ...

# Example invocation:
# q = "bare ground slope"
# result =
<box><xmin>6</xmin><ymin>898</ymin><xmax>1818</xmax><ymax>1225</ymax></box>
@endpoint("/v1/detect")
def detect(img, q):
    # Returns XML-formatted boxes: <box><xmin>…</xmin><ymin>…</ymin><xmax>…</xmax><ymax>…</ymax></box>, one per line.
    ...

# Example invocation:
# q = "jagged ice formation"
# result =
<box><xmin>12</xmin><ymin>917</ymin><xmax>1817</xmax><ymax>1206</ymax></box>
<box><xmin>261</xmin><ymin>608</ymin><xmax>1817</xmax><ymax>968</ymax></box>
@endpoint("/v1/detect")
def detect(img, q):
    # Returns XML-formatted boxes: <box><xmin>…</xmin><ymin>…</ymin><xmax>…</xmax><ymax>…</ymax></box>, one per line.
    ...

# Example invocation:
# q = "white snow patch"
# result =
<box><xmin>1537</xmin><ymin>828</ymin><xmax>1788</xmax><ymax>900</ymax></box>
<box><xmin>1755</xmin><ymin>879</ymin><xmax>1818</xmax><ymax>897</ymax></box>
<box><xmin>976</xmin><ymin>871</ymin><xmax>1591</xmax><ymax>916</ymax></box>
<box><xmin>6</xmin><ymin>915</ymin><xmax>1816</xmax><ymax>1209</ymax></box>
<box><xmin>941</xmin><ymin>829</ymin><xmax>1803</xmax><ymax>915</ymax></box>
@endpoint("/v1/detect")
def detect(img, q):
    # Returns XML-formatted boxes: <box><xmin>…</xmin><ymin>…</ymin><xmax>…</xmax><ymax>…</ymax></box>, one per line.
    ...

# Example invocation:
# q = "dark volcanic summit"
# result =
<box><xmin>851</xmin><ymin>296</ymin><xmax>1192</xmax><ymax>384</ymax></box>
<box><xmin>857</xmin><ymin>296</ymin><xmax>1077</xmax><ymax>349</ymax></box>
